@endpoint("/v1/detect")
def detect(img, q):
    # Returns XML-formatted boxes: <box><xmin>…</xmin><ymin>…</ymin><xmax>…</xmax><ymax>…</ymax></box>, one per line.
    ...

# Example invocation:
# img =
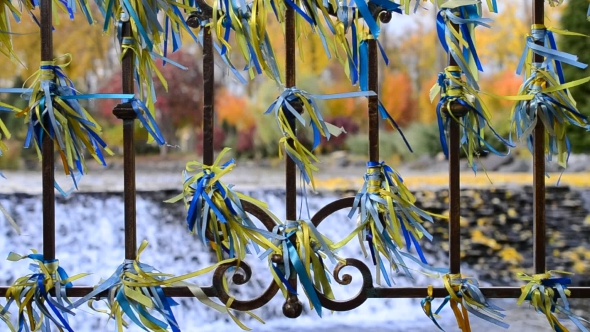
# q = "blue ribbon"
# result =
<box><xmin>69</xmin><ymin>260</ymin><xmax>181</xmax><ymax>331</ymax></box>
<box><xmin>522</xmin><ymin>276</ymin><xmax>589</xmax><ymax>332</ymax></box>
<box><xmin>348</xmin><ymin>162</ymin><xmax>446</xmax><ymax>284</ymax></box>
<box><xmin>3</xmin><ymin>254</ymin><xmax>78</xmax><ymax>332</ymax></box>
<box><xmin>435</xmin><ymin>277</ymin><xmax>509</xmax><ymax>330</ymax></box>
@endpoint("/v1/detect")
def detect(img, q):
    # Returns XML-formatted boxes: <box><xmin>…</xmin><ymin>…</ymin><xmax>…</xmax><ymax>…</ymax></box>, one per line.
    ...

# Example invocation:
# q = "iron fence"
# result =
<box><xmin>1</xmin><ymin>0</ymin><xmax>589</xmax><ymax>328</ymax></box>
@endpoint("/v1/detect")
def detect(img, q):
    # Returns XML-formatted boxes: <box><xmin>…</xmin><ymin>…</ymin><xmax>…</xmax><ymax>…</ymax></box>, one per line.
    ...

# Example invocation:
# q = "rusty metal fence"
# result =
<box><xmin>1</xmin><ymin>0</ymin><xmax>590</xmax><ymax>327</ymax></box>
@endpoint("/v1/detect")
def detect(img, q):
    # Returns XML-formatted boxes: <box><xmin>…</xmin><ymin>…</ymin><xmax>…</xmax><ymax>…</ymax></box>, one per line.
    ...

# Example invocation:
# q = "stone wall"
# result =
<box><xmin>404</xmin><ymin>186</ymin><xmax>590</xmax><ymax>286</ymax></box>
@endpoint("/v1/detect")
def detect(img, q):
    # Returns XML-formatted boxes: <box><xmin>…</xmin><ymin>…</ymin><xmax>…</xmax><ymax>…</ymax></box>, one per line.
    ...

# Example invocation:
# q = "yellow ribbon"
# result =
<box><xmin>277</xmin><ymin>111</ymin><xmax>320</xmax><ymax>190</ymax></box>
<box><xmin>17</xmin><ymin>55</ymin><xmax>114</xmax><ymax>179</ymax></box>
<box><xmin>516</xmin><ymin>270</ymin><xmax>578</xmax><ymax>332</ymax></box>
<box><xmin>267</xmin><ymin>220</ymin><xmax>339</xmax><ymax>313</ymax></box>
<box><xmin>0</xmin><ymin>0</ymin><xmax>26</xmax><ymax>67</ymax></box>
<box><xmin>5</xmin><ymin>250</ymin><xmax>89</xmax><ymax>332</ymax></box>
<box><xmin>443</xmin><ymin>274</ymin><xmax>472</xmax><ymax>331</ymax></box>
<box><xmin>86</xmin><ymin>240</ymin><xmax>264</xmax><ymax>331</ymax></box>
<box><xmin>166</xmin><ymin>148</ymin><xmax>283</xmax><ymax>262</ymax></box>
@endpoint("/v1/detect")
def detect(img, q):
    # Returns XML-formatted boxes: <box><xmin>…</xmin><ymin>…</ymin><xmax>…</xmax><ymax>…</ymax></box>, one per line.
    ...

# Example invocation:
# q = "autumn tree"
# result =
<box><xmin>4</xmin><ymin>6</ymin><xmax>113</xmax><ymax>86</ymax></box>
<box><xmin>96</xmin><ymin>49</ymin><xmax>215</xmax><ymax>155</ymax></box>
<box><xmin>560</xmin><ymin>0</ymin><xmax>590</xmax><ymax>153</ymax></box>
<box><xmin>380</xmin><ymin>70</ymin><xmax>415</xmax><ymax>127</ymax></box>
<box><xmin>216</xmin><ymin>88</ymin><xmax>255</xmax><ymax>131</ymax></box>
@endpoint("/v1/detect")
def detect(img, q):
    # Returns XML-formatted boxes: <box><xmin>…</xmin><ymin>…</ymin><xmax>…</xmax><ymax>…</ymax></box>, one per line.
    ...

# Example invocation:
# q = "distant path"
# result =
<box><xmin>2</xmin><ymin>166</ymin><xmax>590</xmax><ymax>194</ymax></box>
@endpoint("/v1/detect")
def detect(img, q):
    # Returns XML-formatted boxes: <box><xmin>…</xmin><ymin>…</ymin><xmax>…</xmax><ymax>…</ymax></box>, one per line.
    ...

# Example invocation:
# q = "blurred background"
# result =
<box><xmin>0</xmin><ymin>1</ymin><xmax>589</xmax><ymax>171</ymax></box>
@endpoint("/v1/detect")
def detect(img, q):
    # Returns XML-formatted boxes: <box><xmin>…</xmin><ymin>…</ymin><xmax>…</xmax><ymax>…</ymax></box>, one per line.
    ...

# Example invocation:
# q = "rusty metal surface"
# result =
<box><xmin>447</xmin><ymin>20</ymin><xmax>462</xmax><ymax>276</ymax></box>
<box><xmin>448</xmin><ymin>118</ymin><xmax>461</xmax><ymax>275</ymax></box>
<box><xmin>311</xmin><ymin>197</ymin><xmax>356</xmax><ymax>227</ymax></box>
<box><xmin>113</xmin><ymin>21</ymin><xmax>138</xmax><ymax>261</ymax></box>
<box><xmin>532</xmin><ymin>0</ymin><xmax>546</xmax><ymax>275</ymax></box>
<box><xmin>210</xmin><ymin>200</ymin><xmax>280</xmax><ymax>310</ymax></box>
<box><xmin>212</xmin><ymin>260</ymin><xmax>281</xmax><ymax>311</ymax></box>
<box><xmin>41</xmin><ymin>0</ymin><xmax>55</xmax><ymax>262</ymax></box>
<box><xmin>203</xmin><ymin>26</ymin><xmax>214</xmax><ymax>166</ymax></box>
<box><xmin>2</xmin><ymin>285</ymin><xmax>590</xmax><ymax>300</ymax></box>
<box><xmin>368</xmin><ymin>39</ymin><xmax>379</xmax><ymax>162</ymax></box>
<box><xmin>283</xmin><ymin>5</ymin><xmax>304</xmax><ymax>319</ymax></box>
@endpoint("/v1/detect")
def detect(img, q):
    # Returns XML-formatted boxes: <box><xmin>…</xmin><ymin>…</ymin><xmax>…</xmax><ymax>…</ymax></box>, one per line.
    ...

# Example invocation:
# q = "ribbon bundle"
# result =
<box><xmin>431</xmin><ymin>66</ymin><xmax>513</xmax><ymax>173</ymax></box>
<box><xmin>210</xmin><ymin>0</ymin><xmax>282</xmax><ymax>83</ymax></box>
<box><xmin>68</xmin><ymin>240</ymin><xmax>259</xmax><ymax>332</ymax></box>
<box><xmin>17</xmin><ymin>0</ymin><xmax>95</xmax><ymax>25</ymax></box>
<box><xmin>436</xmin><ymin>2</ymin><xmax>492</xmax><ymax>89</ymax></box>
<box><xmin>517</xmin><ymin>271</ymin><xmax>589</xmax><ymax>332</ymax></box>
<box><xmin>511</xmin><ymin>25</ymin><xmax>590</xmax><ymax>169</ymax></box>
<box><xmin>17</xmin><ymin>56</ymin><xmax>124</xmax><ymax>192</ymax></box>
<box><xmin>422</xmin><ymin>274</ymin><xmax>509</xmax><ymax>331</ymax></box>
<box><xmin>432</xmin><ymin>2</ymin><xmax>513</xmax><ymax>173</ymax></box>
<box><xmin>68</xmin><ymin>241</ymin><xmax>184</xmax><ymax>332</ymax></box>
<box><xmin>166</xmin><ymin>147</ymin><xmax>283</xmax><ymax>262</ymax></box>
<box><xmin>3</xmin><ymin>252</ymin><xmax>88</xmax><ymax>332</ymax></box>
<box><xmin>265</xmin><ymin>87</ymin><xmax>375</xmax><ymax>189</ymax></box>
<box><xmin>261</xmin><ymin>220</ymin><xmax>338</xmax><ymax>317</ymax></box>
<box><xmin>0</xmin><ymin>0</ymin><xmax>25</xmax><ymax>66</ymax></box>
<box><xmin>347</xmin><ymin>161</ymin><xmax>446</xmax><ymax>285</ymax></box>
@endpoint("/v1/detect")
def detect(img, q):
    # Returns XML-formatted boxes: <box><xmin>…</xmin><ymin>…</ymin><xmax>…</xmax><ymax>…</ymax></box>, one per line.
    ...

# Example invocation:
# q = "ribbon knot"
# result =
<box><xmin>511</xmin><ymin>27</ymin><xmax>590</xmax><ymax>170</ymax></box>
<box><xmin>517</xmin><ymin>270</ymin><xmax>589</xmax><ymax>332</ymax></box>
<box><xmin>262</xmin><ymin>220</ymin><xmax>339</xmax><ymax>317</ymax></box>
<box><xmin>4</xmin><ymin>251</ymin><xmax>88</xmax><ymax>332</ymax></box>
<box><xmin>344</xmin><ymin>161</ymin><xmax>447</xmax><ymax>286</ymax></box>
<box><xmin>433</xmin><ymin>66</ymin><xmax>513</xmax><ymax>174</ymax></box>
<box><xmin>531</xmin><ymin>27</ymin><xmax>547</xmax><ymax>43</ymax></box>
<box><xmin>167</xmin><ymin>148</ymin><xmax>283</xmax><ymax>262</ymax></box>
<box><xmin>429</xmin><ymin>274</ymin><xmax>509</xmax><ymax>331</ymax></box>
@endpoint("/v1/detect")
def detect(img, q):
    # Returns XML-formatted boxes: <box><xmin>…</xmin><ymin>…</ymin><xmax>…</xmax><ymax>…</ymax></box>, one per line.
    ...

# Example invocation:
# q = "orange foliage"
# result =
<box><xmin>215</xmin><ymin>89</ymin><xmax>255</xmax><ymax>131</ymax></box>
<box><xmin>416</xmin><ymin>77</ymin><xmax>438</xmax><ymax>124</ymax></box>
<box><xmin>321</xmin><ymin>79</ymin><xmax>364</xmax><ymax>120</ymax></box>
<box><xmin>481</xmin><ymin>69</ymin><xmax>523</xmax><ymax>115</ymax></box>
<box><xmin>380</xmin><ymin>71</ymin><xmax>415</xmax><ymax>127</ymax></box>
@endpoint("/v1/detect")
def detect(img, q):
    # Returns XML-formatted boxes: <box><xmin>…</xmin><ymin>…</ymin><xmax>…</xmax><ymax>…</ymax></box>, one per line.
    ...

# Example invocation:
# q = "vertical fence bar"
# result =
<box><xmin>447</xmin><ymin>28</ymin><xmax>461</xmax><ymax>276</ymax></box>
<box><xmin>282</xmin><ymin>4</ymin><xmax>303</xmax><ymax>319</ymax></box>
<box><xmin>532</xmin><ymin>0</ymin><xmax>546</xmax><ymax>274</ymax></box>
<box><xmin>113</xmin><ymin>21</ymin><xmax>138</xmax><ymax>261</ymax></box>
<box><xmin>41</xmin><ymin>0</ymin><xmax>55</xmax><ymax>261</ymax></box>
<box><xmin>448</xmin><ymin>121</ymin><xmax>461</xmax><ymax>274</ymax></box>
<box><xmin>368</xmin><ymin>39</ymin><xmax>379</xmax><ymax>162</ymax></box>
<box><xmin>202</xmin><ymin>27</ymin><xmax>214</xmax><ymax>166</ymax></box>
<box><xmin>285</xmin><ymin>4</ymin><xmax>296</xmax><ymax>221</ymax></box>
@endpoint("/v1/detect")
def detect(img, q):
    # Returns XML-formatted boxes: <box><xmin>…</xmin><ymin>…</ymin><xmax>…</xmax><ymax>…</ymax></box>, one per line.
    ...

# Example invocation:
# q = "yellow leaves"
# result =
<box><xmin>476</xmin><ymin>2</ymin><xmax>527</xmax><ymax>71</ymax></box>
<box><xmin>499</xmin><ymin>246</ymin><xmax>524</xmax><ymax>264</ymax></box>
<box><xmin>470</xmin><ymin>229</ymin><xmax>502</xmax><ymax>250</ymax></box>
<box><xmin>1</xmin><ymin>4</ymin><xmax>111</xmax><ymax>82</ymax></box>
<box><xmin>561</xmin><ymin>246</ymin><xmax>590</xmax><ymax>273</ymax></box>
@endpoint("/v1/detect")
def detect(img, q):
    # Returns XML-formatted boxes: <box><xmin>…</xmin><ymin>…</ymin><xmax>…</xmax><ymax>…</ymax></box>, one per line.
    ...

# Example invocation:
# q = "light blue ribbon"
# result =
<box><xmin>3</xmin><ymin>254</ymin><xmax>78</xmax><ymax>332</ymax></box>
<box><xmin>434</xmin><ymin>277</ymin><xmax>509</xmax><ymax>330</ymax></box>
<box><xmin>68</xmin><ymin>260</ymin><xmax>181</xmax><ymax>332</ymax></box>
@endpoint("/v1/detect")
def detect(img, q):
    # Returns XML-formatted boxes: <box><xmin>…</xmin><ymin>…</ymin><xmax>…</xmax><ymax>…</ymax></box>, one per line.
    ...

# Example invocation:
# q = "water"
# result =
<box><xmin>0</xmin><ymin>190</ymin><xmax>584</xmax><ymax>331</ymax></box>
